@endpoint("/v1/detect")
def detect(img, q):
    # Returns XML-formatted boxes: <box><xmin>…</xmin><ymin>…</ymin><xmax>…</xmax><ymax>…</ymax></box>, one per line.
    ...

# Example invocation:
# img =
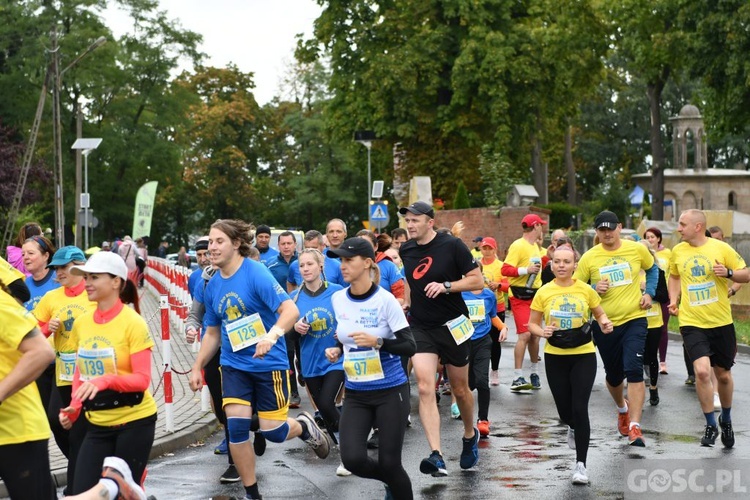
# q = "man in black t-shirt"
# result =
<box><xmin>399</xmin><ymin>201</ymin><xmax>485</xmax><ymax>477</ymax></box>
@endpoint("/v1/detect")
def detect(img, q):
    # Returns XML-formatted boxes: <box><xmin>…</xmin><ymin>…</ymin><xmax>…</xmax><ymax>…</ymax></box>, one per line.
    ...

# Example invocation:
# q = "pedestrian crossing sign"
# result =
<box><xmin>370</xmin><ymin>202</ymin><xmax>389</xmax><ymax>222</ymax></box>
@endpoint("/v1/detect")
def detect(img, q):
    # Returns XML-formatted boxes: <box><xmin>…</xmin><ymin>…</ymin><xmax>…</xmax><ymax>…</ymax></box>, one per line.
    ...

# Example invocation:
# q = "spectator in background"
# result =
<box><xmin>101</xmin><ymin>241</ymin><xmax>111</xmax><ymax>252</ymax></box>
<box><xmin>471</xmin><ymin>236</ymin><xmax>483</xmax><ymax>259</ymax></box>
<box><xmin>156</xmin><ymin>241</ymin><xmax>168</xmax><ymax>258</ymax></box>
<box><xmin>390</xmin><ymin>228</ymin><xmax>408</xmax><ymax>251</ymax></box>
<box><xmin>7</xmin><ymin>222</ymin><xmax>42</xmax><ymax>276</ymax></box>
<box><xmin>177</xmin><ymin>246</ymin><xmax>190</xmax><ymax>268</ymax></box>
<box><xmin>117</xmin><ymin>236</ymin><xmax>138</xmax><ymax>274</ymax></box>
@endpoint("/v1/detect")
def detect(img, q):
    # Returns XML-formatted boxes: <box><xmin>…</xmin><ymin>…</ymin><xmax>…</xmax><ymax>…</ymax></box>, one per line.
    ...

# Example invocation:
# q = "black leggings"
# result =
<box><xmin>58</xmin><ymin>385</ymin><xmax>88</xmax><ymax>491</ymax></box>
<box><xmin>544</xmin><ymin>352</ymin><xmax>596</xmax><ymax>465</ymax></box>
<box><xmin>469</xmin><ymin>335</ymin><xmax>491</xmax><ymax>421</ymax></box>
<box><xmin>205</xmin><ymin>350</ymin><xmax>233</xmax><ymax>465</ymax></box>
<box><xmin>305</xmin><ymin>370</ymin><xmax>344</xmax><ymax>435</ymax></box>
<box><xmin>645</xmin><ymin>327</ymin><xmax>661</xmax><ymax>387</ymax></box>
<box><xmin>284</xmin><ymin>332</ymin><xmax>300</xmax><ymax>394</ymax></box>
<box><xmin>73</xmin><ymin>413</ymin><xmax>156</xmax><ymax>494</ymax></box>
<box><xmin>0</xmin><ymin>439</ymin><xmax>54</xmax><ymax>499</ymax></box>
<box><xmin>340</xmin><ymin>383</ymin><xmax>412</xmax><ymax>500</ymax></box>
<box><xmin>36</xmin><ymin>363</ymin><xmax>69</xmax><ymax>458</ymax></box>
<box><xmin>489</xmin><ymin>311</ymin><xmax>506</xmax><ymax>370</ymax></box>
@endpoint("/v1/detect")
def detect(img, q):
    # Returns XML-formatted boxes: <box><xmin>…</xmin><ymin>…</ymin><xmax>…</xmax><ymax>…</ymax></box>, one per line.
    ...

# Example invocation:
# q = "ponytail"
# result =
<box><xmin>369</xmin><ymin>259</ymin><xmax>381</xmax><ymax>286</ymax></box>
<box><xmin>120</xmin><ymin>277</ymin><xmax>141</xmax><ymax>314</ymax></box>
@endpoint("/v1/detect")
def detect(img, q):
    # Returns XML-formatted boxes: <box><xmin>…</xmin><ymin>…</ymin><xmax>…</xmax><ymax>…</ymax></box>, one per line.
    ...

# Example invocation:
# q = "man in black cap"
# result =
<box><xmin>471</xmin><ymin>236</ymin><xmax>484</xmax><ymax>259</ymax></box>
<box><xmin>255</xmin><ymin>225</ymin><xmax>279</xmax><ymax>267</ymax></box>
<box><xmin>398</xmin><ymin>200</ymin><xmax>485</xmax><ymax>477</ymax></box>
<box><xmin>574</xmin><ymin>210</ymin><xmax>658</xmax><ymax>447</ymax></box>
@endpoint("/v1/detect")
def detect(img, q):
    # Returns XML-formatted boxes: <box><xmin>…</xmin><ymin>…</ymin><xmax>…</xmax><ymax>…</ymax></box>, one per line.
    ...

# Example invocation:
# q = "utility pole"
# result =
<box><xmin>74</xmin><ymin>105</ymin><xmax>82</xmax><ymax>247</ymax></box>
<box><xmin>51</xmin><ymin>27</ymin><xmax>65</xmax><ymax>246</ymax></box>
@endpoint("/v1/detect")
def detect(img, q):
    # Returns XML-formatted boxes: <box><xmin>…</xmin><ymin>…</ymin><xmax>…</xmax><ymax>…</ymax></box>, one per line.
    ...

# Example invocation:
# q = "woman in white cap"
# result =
<box><xmin>59</xmin><ymin>251</ymin><xmax>157</xmax><ymax>495</ymax></box>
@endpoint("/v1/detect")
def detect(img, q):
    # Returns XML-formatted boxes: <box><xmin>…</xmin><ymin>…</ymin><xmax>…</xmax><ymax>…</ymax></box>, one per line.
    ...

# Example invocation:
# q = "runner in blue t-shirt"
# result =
<box><xmin>325</xmin><ymin>238</ymin><xmax>416</xmax><ymax>500</ymax></box>
<box><xmin>188</xmin><ymin>219</ymin><xmax>330</xmax><ymax>500</ymax></box>
<box><xmin>22</xmin><ymin>236</ymin><xmax>60</xmax><ymax>311</ymax></box>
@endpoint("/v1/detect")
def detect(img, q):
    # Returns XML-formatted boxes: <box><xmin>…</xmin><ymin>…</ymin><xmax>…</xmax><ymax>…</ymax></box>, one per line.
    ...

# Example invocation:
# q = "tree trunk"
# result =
<box><xmin>564</xmin><ymin>123</ymin><xmax>576</xmax><ymax>205</ymax></box>
<box><xmin>531</xmin><ymin>115</ymin><xmax>547</xmax><ymax>204</ymax></box>
<box><xmin>648</xmin><ymin>80</ymin><xmax>666</xmax><ymax>220</ymax></box>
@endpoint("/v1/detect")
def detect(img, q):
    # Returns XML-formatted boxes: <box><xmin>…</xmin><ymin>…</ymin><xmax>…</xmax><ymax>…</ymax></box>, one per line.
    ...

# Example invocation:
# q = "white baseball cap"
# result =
<box><xmin>71</xmin><ymin>251</ymin><xmax>129</xmax><ymax>281</ymax></box>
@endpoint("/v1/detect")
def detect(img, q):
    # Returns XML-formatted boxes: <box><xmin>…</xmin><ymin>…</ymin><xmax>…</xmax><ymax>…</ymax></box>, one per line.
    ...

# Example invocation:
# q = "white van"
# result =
<box><xmin>268</xmin><ymin>228</ymin><xmax>305</xmax><ymax>253</ymax></box>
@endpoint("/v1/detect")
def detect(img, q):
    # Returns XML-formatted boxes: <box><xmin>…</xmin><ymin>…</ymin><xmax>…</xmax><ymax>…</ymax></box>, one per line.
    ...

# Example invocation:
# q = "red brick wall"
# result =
<box><xmin>434</xmin><ymin>206</ymin><xmax>551</xmax><ymax>259</ymax></box>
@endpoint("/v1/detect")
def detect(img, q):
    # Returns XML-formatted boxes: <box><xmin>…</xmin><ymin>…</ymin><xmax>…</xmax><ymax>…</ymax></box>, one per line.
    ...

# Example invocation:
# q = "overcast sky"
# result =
<box><xmin>103</xmin><ymin>0</ymin><xmax>323</xmax><ymax>104</ymax></box>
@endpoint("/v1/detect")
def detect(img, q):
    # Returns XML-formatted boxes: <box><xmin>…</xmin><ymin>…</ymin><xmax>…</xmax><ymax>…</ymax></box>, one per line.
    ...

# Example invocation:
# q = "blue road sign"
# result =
<box><xmin>370</xmin><ymin>202</ymin><xmax>389</xmax><ymax>222</ymax></box>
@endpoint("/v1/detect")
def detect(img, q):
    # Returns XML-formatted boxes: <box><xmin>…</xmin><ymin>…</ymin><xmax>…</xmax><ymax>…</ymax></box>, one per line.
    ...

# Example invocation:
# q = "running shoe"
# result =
<box><xmin>254</xmin><ymin>432</ymin><xmax>266</xmax><ymax>457</ymax></box>
<box><xmin>314</xmin><ymin>411</ymin><xmax>325</xmax><ymax>428</ymax></box>
<box><xmin>701</xmin><ymin>424</ymin><xmax>719</xmax><ymax>447</ymax></box>
<box><xmin>336</xmin><ymin>462</ymin><xmax>352</xmax><ymax>477</ymax></box>
<box><xmin>290</xmin><ymin>392</ymin><xmax>302</xmax><ymax>409</ymax></box>
<box><xmin>297</xmin><ymin>411</ymin><xmax>331</xmax><ymax>459</ymax></box>
<box><xmin>685</xmin><ymin>375</ymin><xmax>695</xmax><ymax>385</ymax></box>
<box><xmin>649</xmin><ymin>388</ymin><xmax>660</xmax><ymax>406</ymax></box>
<box><xmin>220</xmin><ymin>464</ymin><xmax>241</xmax><ymax>483</ymax></box>
<box><xmin>477</xmin><ymin>420</ymin><xmax>490</xmax><ymax>437</ymax></box>
<box><xmin>567</xmin><ymin>426</ymin><xmax>576</xmax><ymax>450</ymax></box>
<box><xmin>451</xmin><ymin>403</ymin><xmax>461</xmax><ymax>420</ymax></box>
<box><xmin>617</xmin><ymin>400</ymin><xmax>631</xmax><ymax>436</ymax></box>
<box><xmin>719</xmin><ymin>415</ymin><xmax>735</xmax><ymax>448</ymax></box>
<box><xmin>628</xmin><ymin>425</ymin><xmax>645</xmax><ymax>447</ymax></box>
<box><xmin>460</xmin><ymin>428</ymin><xmax>480</xmax><ymax>469</ymax></box>
<box><xmin>530</xmin><ymin>373</ymin><xmax>541</xmax><ymax>390</ymax></box>
<box><xmin>101</xmin><ymin>456</ymin><xmax>147</xmax><ymax>500</ymax></box>
<box><xmin>441</xmin><ymin>382</ymin><xmax>452</xmax><ymax>396</ymax></box>
<box><xmin>214</xmin><ymin>437</ymin><xmax>228</xmax><ymax>455</ymax></box>
<box><xmin>420</xmin><ymin>450</ymin><xmax>447</xmax><ymax>477</ymax></box>
<box><xmin>571</xmin><ymin>461</ymin><xmax>589</xmax><ymax>485</ymax></box>
<box><xmin>367</xmin><ymin>429</ymin><xmax>379</xmax><ymax>449</ymax></box>
<box><xmin>713</xmin><ymin>393</ymin><xmax>721</xmax><ymax>412</ymax></box>
<box><xmin>510</xmin><ymin>377</ymin><xmax>532</xmax><ymax>391</ymax></box>
<box><xmin>490</xmin><ymin>370</ymin><xmax>500</xmax><ymax>386</ymax></box>
<box><xmin>659</xmin><ymin>362</ymin><xmax>668</xmax><ymax>374</ymax></box>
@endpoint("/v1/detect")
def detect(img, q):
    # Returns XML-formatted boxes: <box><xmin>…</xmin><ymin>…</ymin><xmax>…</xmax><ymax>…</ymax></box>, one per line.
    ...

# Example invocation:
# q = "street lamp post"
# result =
<box><xmin>354</xmin><ymin>130</ymin><xmax>376</xmax><ymax>226</ymax></box>
<box><xmin>71</xmin><ymin>138</ymin><xmax>102</xmax><ymax>250</ymax></box>
<box><xmin>51</xmin><ymin>33</ymin><xmax>106</xmax><ymax>247</ymax></box>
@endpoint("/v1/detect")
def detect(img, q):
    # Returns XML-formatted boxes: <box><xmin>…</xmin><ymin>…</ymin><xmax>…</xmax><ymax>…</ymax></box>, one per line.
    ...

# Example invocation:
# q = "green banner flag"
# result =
<box><xmin>132</xmin><ymin>181</ymin><xmax>158</xmax><ymax>239</ymax></box>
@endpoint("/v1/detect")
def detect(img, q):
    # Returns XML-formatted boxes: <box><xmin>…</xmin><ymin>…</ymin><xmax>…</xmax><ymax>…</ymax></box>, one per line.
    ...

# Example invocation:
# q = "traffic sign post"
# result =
<box><xmin>370</xmin><ymin>200</ymin><xmax>390</xmax><ymax>232</ymax></box>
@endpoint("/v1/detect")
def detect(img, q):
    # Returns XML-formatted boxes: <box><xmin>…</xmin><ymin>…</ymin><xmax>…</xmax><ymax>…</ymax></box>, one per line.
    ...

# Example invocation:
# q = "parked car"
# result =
<box><xmin>166</xmin><ymin>252</ymin><xmax>199</xmax><ymax>271</ymax></box>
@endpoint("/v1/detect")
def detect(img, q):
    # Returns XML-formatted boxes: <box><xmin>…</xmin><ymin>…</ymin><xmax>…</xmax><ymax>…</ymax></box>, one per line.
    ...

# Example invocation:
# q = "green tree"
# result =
<box><xmin>453</xmin><ymin>181</ymin><xmax>470</xmax><ymax>209</ymax></box>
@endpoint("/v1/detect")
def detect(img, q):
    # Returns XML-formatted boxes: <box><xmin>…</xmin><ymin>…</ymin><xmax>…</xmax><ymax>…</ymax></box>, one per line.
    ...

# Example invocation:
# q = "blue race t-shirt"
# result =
<box><xmin>332</xmin><ymin>286</ymin><xmax>409</xmax><ymax>391</ymax></box>
<box><xmin>377</xmin><ymin>259</ymin><xmax>403</xmax><ymax>291</ymax></box>
<box><xmin>268</xmin><ymin>253</ymin><xmax>297</xmax><ymax>289</ymax></box>
<box><xmin>462</xmin><ymin>288</ymin><xmax>497</xmax><ymax>340</ymax></box>
<box><xmin>204</xmin><ymin>258</ymin><xmax>291</xmax><ymax>372</ymax></box>
<box><xmin>288</xmin><ymin>257</ymin><xmax>346</xmax><ymax>288</ymax></box>
<box><xmin>258</xmin><ymin>246</ymin><xmax>279</xmax><ymax>267</ymax></box>
<box><xmin>24</xmin><ymin>271</ymin><xmax>59</xmax><ymax>311</ymax></box>
<box><xmin>188</xmin><ymin>268</ymin><xmax>203</xmax><ymax>298</ymax></box>
<box><xmin>290</xmin><ymin>282</ymin><xmax>344</xmax><ymax>378</ymax></box>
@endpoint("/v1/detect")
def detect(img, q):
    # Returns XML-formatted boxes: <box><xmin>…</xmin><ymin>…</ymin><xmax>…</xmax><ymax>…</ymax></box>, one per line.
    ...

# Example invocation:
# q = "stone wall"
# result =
<box><xmin>434</xmin><ymin>206</ymin><xmax>551</xmax><ymax>258</ymax></box>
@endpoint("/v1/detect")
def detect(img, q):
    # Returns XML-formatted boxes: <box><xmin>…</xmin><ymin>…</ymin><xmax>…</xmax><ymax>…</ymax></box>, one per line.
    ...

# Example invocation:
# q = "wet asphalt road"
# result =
<box><xmin>141</xmin><ymin>332</ymin><xmax>750</xmax><ymax>500</ymax></box>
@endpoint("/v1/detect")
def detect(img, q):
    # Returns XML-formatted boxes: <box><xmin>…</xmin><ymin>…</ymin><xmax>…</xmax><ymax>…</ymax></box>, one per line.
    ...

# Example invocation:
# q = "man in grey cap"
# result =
<box><xmin>398</xmin><ymin>200</ymin><xmax>485</xmax><ymax>477</ymax></box>
<box><xmin>574</xmin><ymin>210</ymin><xmax>658</xmax><ymax>447</ymax></box>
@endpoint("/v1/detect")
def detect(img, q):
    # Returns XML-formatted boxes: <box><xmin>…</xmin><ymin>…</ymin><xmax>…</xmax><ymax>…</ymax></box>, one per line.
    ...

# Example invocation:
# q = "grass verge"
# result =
<box><xmin>668</xmin><ymin>316</ymin><xmax>750</xmax><ymax>345</ymax></box>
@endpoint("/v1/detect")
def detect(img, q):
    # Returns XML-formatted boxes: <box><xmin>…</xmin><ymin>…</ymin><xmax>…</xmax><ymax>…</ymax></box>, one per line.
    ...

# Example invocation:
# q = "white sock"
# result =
<box><xmin>514</xmin><ymin>369</ymin><xmax>523</xmax><ymax>378</ymax></box>
<box><xmin>530</xmin><ymin>363</ymin><xmax>538</xmax><ymax>374</ymax></box>
<box><xmin>100</xmin><ymin>478</ymin><xmax>119</xmax><ymax>500</ymax></box>
<box><xmin>617</xmin><ymin>403</ymin><xmax>628</xmax><ymax>413</ymax></box>
<box><xmin>629</xmin><ymin>422</ymin><xmax>640</xmax><ymax>430</ymax></box>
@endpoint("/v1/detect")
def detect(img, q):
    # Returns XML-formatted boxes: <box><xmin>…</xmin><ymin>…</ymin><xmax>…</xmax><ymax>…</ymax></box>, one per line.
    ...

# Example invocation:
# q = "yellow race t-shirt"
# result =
<box><xmin>0</xmin><ymin>255</ymin><xmax>24</xmax><ymax>286</ymax></box>
<box><xmin>505</xmin><ymin>238</ymin><xmax>543</xmax><ymax>290</ymax></box>
<box><xmin>669</xmin><ymin>238</ymin><xmax>746</xmax><ymax>328</ymax></box>
<box><xmin>32</xmin><ymin>283</ymin><xmax>97</xmax><ymax>386</ymax></box>
<box><xmin>70</xmin><ymin>305</ymin><xmax>157</xmax><ymax>427</ymax></box>
<box><xmin>0</xmin><ymin>290</ymin><xmax>51</xmax><ymax>445</ymax></box>
<box><xmin>531</xmin><ymin>279</ymin><xmax>600</xmax><ymax>356</ymax></box>
<box><xmin>481</xmin><ymin>258</ymin><xmax>506</xmax><ymax>310</ymax></box>
<box><xmin>574</xmin><ymin>240</ymin><xmax>654</xmax><ymax>326</ymax></box>
<box><xmin>641</xmin><ymin>275</ymin><xmax>664</xmax><ymax>329</ymax></box>
<box><xmin>655</xmin><ymin>248</ymin><xmax>672</xmax><ymax>273</ymax></box>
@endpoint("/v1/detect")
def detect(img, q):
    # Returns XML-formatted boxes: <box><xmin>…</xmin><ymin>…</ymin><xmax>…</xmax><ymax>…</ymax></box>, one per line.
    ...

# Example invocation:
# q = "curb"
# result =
<box><xmin>0</xmin><ymin>414</ymin><xmax>219</xmax><ymax>498</ymax></box>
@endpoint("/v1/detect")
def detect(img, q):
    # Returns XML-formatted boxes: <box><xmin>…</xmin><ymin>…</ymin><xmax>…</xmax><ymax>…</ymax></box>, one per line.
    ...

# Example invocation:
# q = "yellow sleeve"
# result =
<box><xmin>0</xmin><ymin>291</ymin><xmax>38</xmax><ymax>349</ymax></box>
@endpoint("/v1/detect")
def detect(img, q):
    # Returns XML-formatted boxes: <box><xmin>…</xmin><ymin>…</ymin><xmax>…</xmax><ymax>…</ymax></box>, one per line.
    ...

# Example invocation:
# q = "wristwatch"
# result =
<box><xmin>376</xmin><ymin>337</ymin><xmax>384</xmax><ymax>349</ymax></box>
<box><xmin>443</xmin><ymin>281</ymin><xmax>452</xmax><ymax>293</ymax></box>
<box><xmin>727</xmin><ymin>269</ymin><xmax>734</xmax><ymax>279</ymax></box>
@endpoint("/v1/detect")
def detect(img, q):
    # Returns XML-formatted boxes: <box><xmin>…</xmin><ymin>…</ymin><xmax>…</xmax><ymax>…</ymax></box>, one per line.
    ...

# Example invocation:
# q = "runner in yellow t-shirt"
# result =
<box><xmin>502</xmin><ymin>214</ymin><xmax>547</xmax><ymax>391</ymax></box>
<box><xmin>668</xmin><ymin>209</ymin><xmax>749</xmax><ymax>449</ymax></box>
<box><xmin>0</xmin><ymin>285</ymin><xmax>56</xmax><ymax>499</ymax></box>
<box><xmin>478</xmin><ymin>237</ymin><xmax>509</xmax><ymax>386</ymax></box>
<box><xmin>529</xmin><ymin>245</ymin><xmax>612</xmax><ymax>486</ymax></box>
<box><xmin>0</xmin><ymin>254</ymin><xmax>30</xmax><ymax>303</ymax></box>
<box><xmin>574</xmin><ymin>211</ymin><xmax>657</xmax><ymax>447</ymax></box>
<box><xmin>59</xmin><ymin>251</ymin><xmax>157</xmax><ymax>493</ymax></box>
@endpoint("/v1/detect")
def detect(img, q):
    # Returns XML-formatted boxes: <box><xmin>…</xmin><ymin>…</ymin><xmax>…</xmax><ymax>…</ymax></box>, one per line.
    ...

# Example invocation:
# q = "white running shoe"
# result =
<box><xmin>490</xmin><ymin>370</ymin><xmax>500</xmax><ymax>386</ymax></box>
<box><xmin>714</xmin><ymin>393</ymin><xmax>721</xmax><ymax>412</ymax></box>
<box><xmin>567</xmin><ymin>426</ymin><xmax>576</xmax><ymax>450</ymax></box>
<box><xmin>572</xmin><ymin>461</ymin><xmax>589</xmax><ymax>485</ymax></box>
<box><xmin>102</xmin><ymin>456</ymin><xmax>147</xmax><ymax>500</ymax></box>
<box><xmin>336</xmin><ymin>462</ymin><xmax>352</xmax><ymax>476</ymax></box>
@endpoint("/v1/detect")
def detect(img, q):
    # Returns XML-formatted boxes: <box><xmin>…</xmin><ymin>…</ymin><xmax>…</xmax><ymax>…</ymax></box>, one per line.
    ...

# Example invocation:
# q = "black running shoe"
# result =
<box><xmin>719</xmin><ymin>415</ymin><xmax>735</xmax><ymax>448</ymax></box>
<box><xmin>701</xmin><ymin>425</ymin><xmax>718</xmax><ymax>447</ymax></box>
<box><xmin>220</xmin><ymin>464</ymin><xmax>241</xmax><ymax>483</ymax></box>
<box><xmin>649</xmin><ymin>388</ymin><xmax>659</xmax><ymax>406</ymax></box>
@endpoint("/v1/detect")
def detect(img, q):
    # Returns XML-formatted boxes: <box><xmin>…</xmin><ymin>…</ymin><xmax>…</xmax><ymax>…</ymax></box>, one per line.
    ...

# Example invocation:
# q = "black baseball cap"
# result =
<box><xmin>327</xmin><ymin>238</ymin><xmax>376</xmax><ymax>260</ymax></box>
<box><xmin>256</xmin><ymin>225</ymin><xmax>271</xmax><ymax>236</ymax></box>
<box><xmin>594</xmin><ymin>211</ymin><xmax>620</xmax><ymax>230</ymax></box>
<box><xmin>398</xmin><ymin>201</ymin><xmax>435</xmax><ymax>219</ymax></box>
